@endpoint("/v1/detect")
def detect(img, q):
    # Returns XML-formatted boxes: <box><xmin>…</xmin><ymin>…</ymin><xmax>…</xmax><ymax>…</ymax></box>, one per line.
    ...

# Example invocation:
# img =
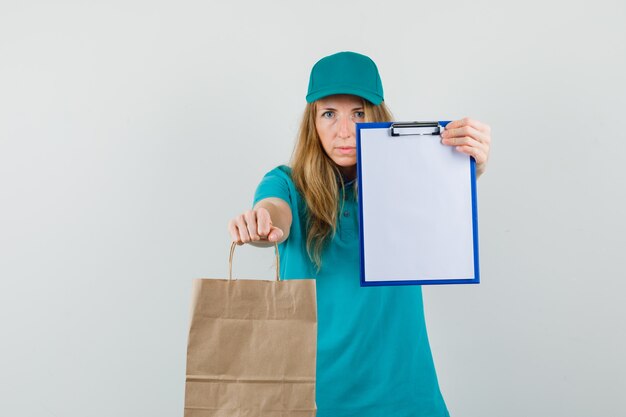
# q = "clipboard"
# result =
<box><xmin>356</xmin><ymin>121</ymin><xmax>479</xmax><ymax>286</ymax></box>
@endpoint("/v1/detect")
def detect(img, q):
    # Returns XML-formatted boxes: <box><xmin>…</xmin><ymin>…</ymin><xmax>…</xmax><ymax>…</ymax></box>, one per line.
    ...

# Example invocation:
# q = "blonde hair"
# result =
<box><xmin>290</xmin><ymin>98</ymin><xmax>393</xmax><ymax>270</ymax></box>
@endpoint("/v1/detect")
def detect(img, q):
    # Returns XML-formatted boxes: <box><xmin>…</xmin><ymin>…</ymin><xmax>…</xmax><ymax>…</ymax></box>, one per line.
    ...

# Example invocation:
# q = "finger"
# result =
<box><xmin>243</xmin><ymin>210</ymin><xmax>260</xmax><ymax>241</ymax></box>
<box><xmin>444</xmin><ymin>117</ymin><xmax>490</xmax><ymax>134</ymax></box>
<box><xmin>228</xmin><ymin>219</ymin><xmax>243</xmax><ymax>244</ymax></box>
<box><xmin>235</xmin><ymin>215</ymin><xmax>252</xmax><ymax>243</ymax></box>
<box><xmin>256</xmin><ymin>208</ymin><xmax>272</xmax><ymax>237</ymax></box>
<box><xmin>455</xmin><ymin>145</ymin><xmax>487</xmax><ymax>164</ymax></box>
<box><xmin>442</xmin><ymin>126</ymin><xmax>488</xmax><ymax>144</ymax></box>
<box><xmin>442</xmin><ymin>125</ymin><xmax>478</xmax><ymax>139</ymax></box>
<box><xmin>267</xmin><ymin>226</ymin><xmax>284</xmax><ymax>242</ymax></box>
<box><xmin>442</xmin><ymin>135</ymin><xmax>482</xmax><ymax>148</ymax></box>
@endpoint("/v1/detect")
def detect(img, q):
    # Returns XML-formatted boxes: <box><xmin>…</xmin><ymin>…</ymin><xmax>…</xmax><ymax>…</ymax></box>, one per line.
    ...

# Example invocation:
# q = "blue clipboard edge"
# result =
<box><xmin>355</xmin><ymin>121</ymin><xmax>480</xmax><ymax>287</ymax></box>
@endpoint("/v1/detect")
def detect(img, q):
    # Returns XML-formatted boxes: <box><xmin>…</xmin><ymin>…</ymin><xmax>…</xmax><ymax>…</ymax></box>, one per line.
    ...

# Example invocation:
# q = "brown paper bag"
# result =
<box><xmin>184</xmin><ymin>242</ymin><xmax>317</xmax><ymax>417</ymax></box>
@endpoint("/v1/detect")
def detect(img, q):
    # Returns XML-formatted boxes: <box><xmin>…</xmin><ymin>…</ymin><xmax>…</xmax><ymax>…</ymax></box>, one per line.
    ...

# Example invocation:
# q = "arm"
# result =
<box><xmin>228</xmin><ymin>197</ymin><xmax>293</xmax><ymax>248</ymax></box>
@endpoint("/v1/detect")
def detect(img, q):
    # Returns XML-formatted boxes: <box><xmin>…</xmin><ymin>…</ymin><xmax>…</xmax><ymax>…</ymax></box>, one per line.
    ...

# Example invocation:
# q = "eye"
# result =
<box><xmin>321</xmin><ymin>111</ymin><xmax>335</xmax><ymax>119</ymax></box>
<box><xmin>353</xmin><ymin>111</ymin><xmax>365</xmax><ymax>120</ymax></box>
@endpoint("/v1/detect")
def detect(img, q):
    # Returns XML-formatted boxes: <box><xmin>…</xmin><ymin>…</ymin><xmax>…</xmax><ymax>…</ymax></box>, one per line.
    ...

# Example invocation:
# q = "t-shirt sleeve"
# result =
<box><xmin>252</xmin><ymin>166</ymin><xmax>293</xmax><ymax>210</ymax></box>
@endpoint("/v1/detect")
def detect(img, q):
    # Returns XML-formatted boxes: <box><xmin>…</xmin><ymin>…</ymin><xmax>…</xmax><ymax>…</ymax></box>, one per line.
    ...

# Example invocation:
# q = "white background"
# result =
<box><xmin>1</xmin><ymin>1</ymin><xmax>625</xmax><ymax>416</ymax></box>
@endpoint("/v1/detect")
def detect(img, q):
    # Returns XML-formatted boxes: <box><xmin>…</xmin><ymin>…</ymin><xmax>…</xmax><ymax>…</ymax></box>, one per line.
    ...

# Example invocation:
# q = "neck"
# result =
<box><xmin>338</xmin><ymin>165</ymin><xmax>357</xmax><ymax>182</ymax></box>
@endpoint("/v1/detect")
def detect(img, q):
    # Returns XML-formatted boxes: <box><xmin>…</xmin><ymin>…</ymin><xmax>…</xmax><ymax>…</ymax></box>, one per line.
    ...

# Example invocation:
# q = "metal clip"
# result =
<box><xmin>390</xmin><ymin>121</ymin><xmax>441</xmax><ymax>136</ymax></box>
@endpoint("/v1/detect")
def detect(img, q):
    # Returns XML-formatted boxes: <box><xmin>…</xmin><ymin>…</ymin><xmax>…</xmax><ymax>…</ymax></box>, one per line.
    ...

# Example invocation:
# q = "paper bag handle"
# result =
<box><xmin>228</xmin><ymin>241</ymin><xmax>281</xmax><ymax>281</ymax></box>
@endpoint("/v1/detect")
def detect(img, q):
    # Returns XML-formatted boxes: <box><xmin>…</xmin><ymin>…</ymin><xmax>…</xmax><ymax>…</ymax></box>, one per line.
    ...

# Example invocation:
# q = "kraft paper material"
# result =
<box><xmin>184</xmin><ymin>275</ymin><xmax>317</xmax><ymax>417</ymax></box>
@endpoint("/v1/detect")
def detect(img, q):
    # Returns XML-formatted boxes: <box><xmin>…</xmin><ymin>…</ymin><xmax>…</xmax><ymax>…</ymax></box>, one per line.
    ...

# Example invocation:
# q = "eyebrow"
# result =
<box><xmin>318</xmin><ymin>106</ymin><xmax>364</xmax><ymax>112</ymax></box>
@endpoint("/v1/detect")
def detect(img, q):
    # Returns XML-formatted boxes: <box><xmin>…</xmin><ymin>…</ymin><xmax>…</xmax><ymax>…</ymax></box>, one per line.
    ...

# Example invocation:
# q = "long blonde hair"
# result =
<box><xmin>290</xmin><ymin>98</ymin><xmax>393</xmax><ymax>270</ymax></box>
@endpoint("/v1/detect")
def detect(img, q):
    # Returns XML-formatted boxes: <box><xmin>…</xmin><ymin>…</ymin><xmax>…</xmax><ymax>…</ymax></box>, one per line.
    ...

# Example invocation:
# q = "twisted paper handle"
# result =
<box><xmin>228</xmin><ymin>241</ymin><xmax>280</xmax><ymax>281</ymax></box>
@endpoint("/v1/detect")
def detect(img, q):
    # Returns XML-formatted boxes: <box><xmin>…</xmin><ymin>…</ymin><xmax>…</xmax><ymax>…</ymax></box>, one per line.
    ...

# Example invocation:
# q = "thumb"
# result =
<box><xmin>267</xmin><ymin>226</ymin><xmax>284</xmax><ymax>242</ymax></box>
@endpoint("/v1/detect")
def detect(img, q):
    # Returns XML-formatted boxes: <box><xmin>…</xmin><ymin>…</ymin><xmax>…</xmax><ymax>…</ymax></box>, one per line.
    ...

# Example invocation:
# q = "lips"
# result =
<box><xmin>336</xmin><ymin>147</ymin><xmax>356</xmax><ymax>154</ymax></box>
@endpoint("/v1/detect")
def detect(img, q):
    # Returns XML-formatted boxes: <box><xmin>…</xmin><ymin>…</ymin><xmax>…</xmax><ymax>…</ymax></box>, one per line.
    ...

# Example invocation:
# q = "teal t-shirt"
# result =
<box><xmin>254</xmin><ymin>165</ymin><xmax>449</xmax><ymax>417</ymax></box>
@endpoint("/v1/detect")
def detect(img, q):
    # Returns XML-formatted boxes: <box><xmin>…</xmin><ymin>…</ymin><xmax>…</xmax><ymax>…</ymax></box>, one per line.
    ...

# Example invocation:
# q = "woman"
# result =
<box><xmin>228</xmin><ymin>51</ymin><xmax>491</xmax><ymax>417</ymax></box>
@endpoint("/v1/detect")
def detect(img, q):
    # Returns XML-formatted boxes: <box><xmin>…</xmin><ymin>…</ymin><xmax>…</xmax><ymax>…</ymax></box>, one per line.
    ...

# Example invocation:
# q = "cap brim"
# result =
<box><xmin>306</xmin><ymin>87</ymin><xmax>383</xmax><ymax>105</ymax></box>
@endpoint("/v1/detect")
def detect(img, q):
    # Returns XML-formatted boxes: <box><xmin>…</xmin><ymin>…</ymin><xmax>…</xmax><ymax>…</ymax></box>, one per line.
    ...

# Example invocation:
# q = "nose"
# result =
<box><xmin>337</xmin><ymin>114</ymin><xmax>353</xmax><ymax>139</ymax></box>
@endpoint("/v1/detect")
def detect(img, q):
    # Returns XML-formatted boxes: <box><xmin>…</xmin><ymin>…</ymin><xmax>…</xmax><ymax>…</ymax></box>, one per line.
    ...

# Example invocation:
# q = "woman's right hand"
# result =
<box><xmin>228</xmin><ymin>207</ymin><xmax>284</xmax><ymax>245</ymax></box>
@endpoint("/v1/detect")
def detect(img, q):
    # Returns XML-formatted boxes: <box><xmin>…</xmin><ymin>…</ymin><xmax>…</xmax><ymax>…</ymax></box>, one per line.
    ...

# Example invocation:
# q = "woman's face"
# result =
<box><xmin>315</xmin><ymin>94</ymin><xmax>365</xmax><ymax>178</ymax></box>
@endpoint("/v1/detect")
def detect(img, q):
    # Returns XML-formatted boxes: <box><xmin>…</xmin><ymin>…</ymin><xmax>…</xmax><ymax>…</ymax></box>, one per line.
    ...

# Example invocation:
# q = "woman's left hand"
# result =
<box><xmin>441</xmin><ymin>117</ymin><xmax>491</xmax><ymax>178</ymax></box>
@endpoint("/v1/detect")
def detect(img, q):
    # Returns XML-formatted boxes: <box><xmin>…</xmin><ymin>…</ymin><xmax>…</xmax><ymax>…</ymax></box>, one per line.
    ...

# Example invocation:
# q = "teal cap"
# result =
<box><xmin>306</xmin><ymin>51</ymin><xmax>384</xmax><ymax>105</ymax></box>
